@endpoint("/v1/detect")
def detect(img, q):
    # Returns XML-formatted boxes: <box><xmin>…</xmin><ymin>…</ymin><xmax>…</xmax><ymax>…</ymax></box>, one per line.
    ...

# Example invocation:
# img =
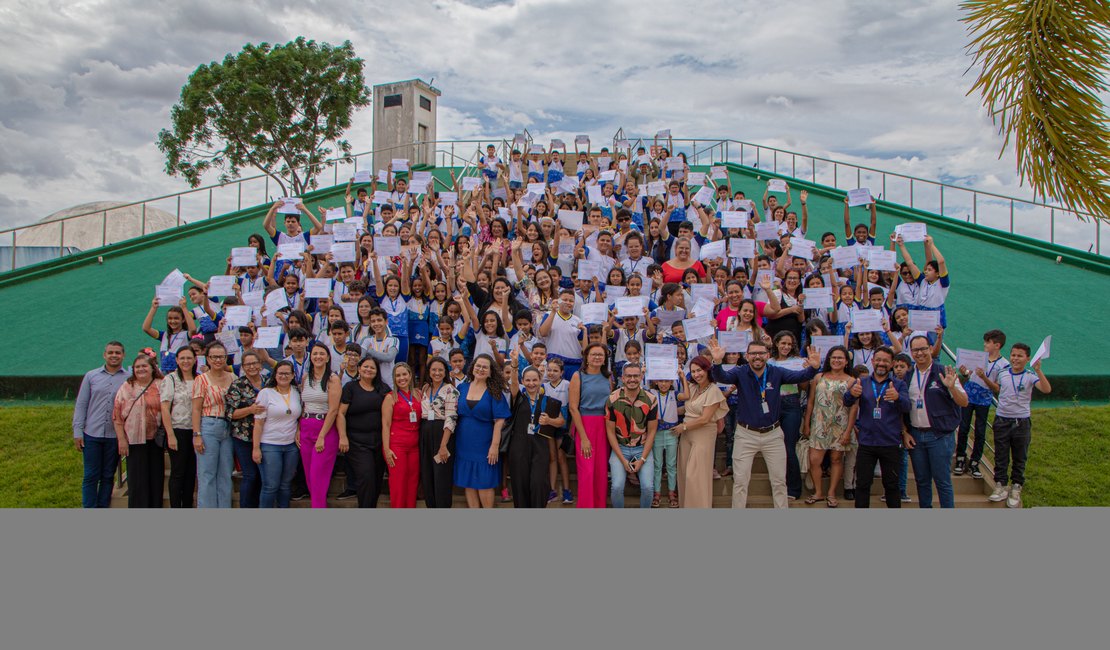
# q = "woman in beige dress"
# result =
<box><xmin>675</xmin><ymin>356</ymin><xmax>729</xmax><ymax>508</ymax></box>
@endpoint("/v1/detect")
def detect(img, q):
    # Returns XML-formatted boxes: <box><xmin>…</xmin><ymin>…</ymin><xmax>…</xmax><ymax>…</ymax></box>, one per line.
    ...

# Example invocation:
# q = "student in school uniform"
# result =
<box><xmin>141</xmin><ymin>296</ymin><xmax>197</xmax><ymax>373</ymax></box>
<box><xmin>981</xmin><ymin>343</ymin><xmax>1051</xmax><ymax>508</ymax></box>
<box><xmin>370</xmin><ymin>252</ymin><xmax>413</xmax><ymax>364</ymax></box>
<box><xmin>955</xmin><ymin>329</ymin><xmax>1010</xmax><ymax>479</ymax></box>
<box><xmin>543</xmin><ymin>359</ymin><xmax>574</xmax><ymax>505</ymax></box>
<box><xmin>842</xmin><ymin>196</ymin><xmax>877</xmax><ymax>246</ymax></box>
<box><xmin>895</xmin><ymin>234</ymin><xmax>951</xmax><ymax>330</ymax></box>
<box><xmin>537</xmin><ymin>289</ymin><xmax>587</xmax><ymax>380</ymax></box>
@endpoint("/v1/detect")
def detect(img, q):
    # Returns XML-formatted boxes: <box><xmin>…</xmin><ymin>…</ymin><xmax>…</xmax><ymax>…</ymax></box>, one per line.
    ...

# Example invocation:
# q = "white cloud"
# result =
<box><xmin>0</xmin><ymin>0</ymin><xmax>1060</xmax><ymax>234</ymax></box>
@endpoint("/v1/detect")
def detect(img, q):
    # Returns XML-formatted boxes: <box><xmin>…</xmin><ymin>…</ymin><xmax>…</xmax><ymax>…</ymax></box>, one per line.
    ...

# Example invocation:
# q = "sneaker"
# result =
<box><xmin>953</xmin><ymin>458</ymin><xmax>966</xmax><ymax>475</ymax></box>
<box><xmin>562</xmin><ymin>489</ymin><xmax>574</xmax><ymax>504</ymax></box>
<box><xmin>844</xmin><ymin>489</ymin><xmax>855</xmax><ymax>501</ymax></box>
<box><xmin>880</xmin><ymin>494</ymin><xmax>886</xmax><ymax>502</ymax></box>
<box><xmin>291</xmin><ymin>492</ymin><xmax>309</xmax><ymax>501</ymax></box>
<box><xmin>988</xmin><ymin>484</ymin><xmax>1009</xmax><ymax>502</ymax></box>
<box><xmin>901</xmin><ymin>494</ymin><xmax>912</xmax><ymax>503</ymax></box>
<box><xmin>232</xmin><ymin>470</ymin><xmax>243</xmax><ymax>479</ymax></box>
<box><xmin>547</xmin><ymin>490</ymin><xmax>558</xmax><ymax>504</ymax></box>
<box><xmin>969</xmin><ymin>462</ymin><xmax>983</xmax><ymax>479</ymax></box>
<box><xmin>501</xmin><ymin>488</ymin><xmax>511</xmax><ymax>503</ymax></box>
<box><xmin>336</xmin><ymin>489</ymin><xmax>357</xmax><ymax>500</ymax></box>
<box><xmin>1006</xmin><ymin>484</ymin><xmax>1022</xmax><ymax>508</ymax></box>
<box><xmin>713</xmin><ymin>468</ymin><xmax>722</xmax><ymax>480</ymax></box>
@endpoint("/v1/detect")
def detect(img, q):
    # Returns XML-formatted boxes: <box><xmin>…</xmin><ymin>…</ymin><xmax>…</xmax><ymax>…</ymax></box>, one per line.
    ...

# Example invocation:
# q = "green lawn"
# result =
<box><xmin>1</xmin><ymin>402</ymin><xmax>1107</xmax><ymax>508</ymax></box>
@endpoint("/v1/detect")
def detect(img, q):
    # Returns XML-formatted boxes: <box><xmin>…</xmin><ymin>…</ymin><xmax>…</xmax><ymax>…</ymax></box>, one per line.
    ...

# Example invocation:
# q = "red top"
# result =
<box><xmin>389</xmin><ymin>390</ymin><xmax>422</xmax><ymax>448</ymax></box>
<box><xmin>661</xmin><ymin>260</ymin><xmax>706</xmax><ymax>284</ymax></box>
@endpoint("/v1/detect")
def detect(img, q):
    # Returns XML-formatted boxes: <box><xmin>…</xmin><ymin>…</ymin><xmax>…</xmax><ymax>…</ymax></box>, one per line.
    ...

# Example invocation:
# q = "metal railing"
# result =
<box><xmin>0</xmin><ymin>139</ymin><xmax>493</xmax><ymax>272</ymax></box>
<box><xmin>4</xmin><ymin>133</ymin><xmax>1106</xmax><ymax>274</ymax></box>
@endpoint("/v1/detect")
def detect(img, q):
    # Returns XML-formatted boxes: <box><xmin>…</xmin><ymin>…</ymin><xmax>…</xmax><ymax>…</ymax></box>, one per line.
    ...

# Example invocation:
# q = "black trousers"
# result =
<box><xmin>127</xmin><ymin>441</ymin><xmax>165</xmax><ymax>508</ymax></box>
<box><xmin>167</xmin><ymin>428</ymin><xmax>196</xmax><ymax>508</ymax></box>
<box><xmin>854</xmin><ymin>444</ymin><xmax>902</xmax><ymax>508</ymax></box>
<box><xmin>993</xmin><ymin>416</ymin><xmax>1031</xmax><ymax>486</ymax></box>
<box><xmin>509</xmin><ymin>433</ymin><xmax>551</xmax><ymax>509</ymax></box>
<box><xmin>347</xmin><ymin>437</ymin><xmax>385</xmax><ymax>508</ymax></box>
<box><xmin>419</xmin><ymin>420</ymin><xmax>455</xmax><ymax>508</ymax></box>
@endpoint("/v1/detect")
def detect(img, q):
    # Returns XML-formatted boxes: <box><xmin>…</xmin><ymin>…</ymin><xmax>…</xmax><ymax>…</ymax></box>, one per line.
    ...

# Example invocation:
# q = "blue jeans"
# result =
<box><xmin>259</xmin><ymin>442</ymin><xmax>299</xmax><ymax>508</ymax></box>
<box><xmin>908</xmin><ymin>428</ymin><xmax>955</xmax><ymax>508</ymax></box>
<box><xmin>197</xmin><ymin>417</ymin><xmax>234</xmax><ymax>508</ymax></box>
<box><xmin>610</xmin><ymin>445</ymin><xmax>654</xmax><ymax>508</ymax></box>
<box><xmin>82</xmin><ymin>435</ymin><xmax>119</xmax><ymax>508</ymax></box>
<box><xmin>653</xmin><ymin>429</ymin><xmax>678</xmax><ymax>493</ymax></box>
<box><xmin>232</xmin><ymin>437</ymin><xmax>261</xmax><ymax>508</ymax></box>
<box><xmin>780</xmin><ymin>395</ymin><xmax>803</xmax><ymax>498</ymax></box>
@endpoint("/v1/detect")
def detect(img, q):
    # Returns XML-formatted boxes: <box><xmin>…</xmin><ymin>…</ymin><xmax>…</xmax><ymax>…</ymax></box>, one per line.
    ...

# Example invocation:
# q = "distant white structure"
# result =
<box><xmin>2</xmin><ymin>201</ymin><xmax>183</xmax><ymax>270</ymax></box>
<box><xmin>372</xmin><ymin>79</ymin><xmax>441</xmax><ymax>175</ymax></box>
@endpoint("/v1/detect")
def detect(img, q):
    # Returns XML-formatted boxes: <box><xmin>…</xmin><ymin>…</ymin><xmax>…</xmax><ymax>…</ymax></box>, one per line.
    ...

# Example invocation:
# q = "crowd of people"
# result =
<box><xmin>71</xmin><ymin>136</ymin><xmax>1052</xmax><ymax>509</ymax></box>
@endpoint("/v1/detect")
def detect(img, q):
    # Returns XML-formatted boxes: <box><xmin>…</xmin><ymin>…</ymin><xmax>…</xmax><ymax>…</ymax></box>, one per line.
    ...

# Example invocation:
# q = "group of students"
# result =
<box><xmin>71</xmin><ymin>136</ymin><xmax>1052</xmax><ymax>508</ymax></box>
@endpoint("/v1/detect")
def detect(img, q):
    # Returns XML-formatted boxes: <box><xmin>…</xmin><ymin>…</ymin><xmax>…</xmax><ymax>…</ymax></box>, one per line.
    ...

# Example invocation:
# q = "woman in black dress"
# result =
<box><xmin>338</xmin><ymin>356</ymin><xmax>391</xmax><ymax>508</ymax></box>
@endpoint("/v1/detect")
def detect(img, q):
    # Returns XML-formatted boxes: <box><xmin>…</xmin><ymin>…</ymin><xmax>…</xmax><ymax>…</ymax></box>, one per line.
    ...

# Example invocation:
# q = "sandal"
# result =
<box><xmin>804</xmin><ymin>496</ymin><xmax>821</xmax><ymax>505</ymax></box>
<box><xmin>668</xmin><ymin>492</ymin><xmax>679</xmax><ymax>508</ymax></box>
<box><xmin>651</xmin><ymin>493</ymin><xmax>661</xmax><ymax>508</ymax></box>
<box><xmin>826</xmin><ymin>496</ymin><xmax>839</xmax><ymax>508</ymax></box>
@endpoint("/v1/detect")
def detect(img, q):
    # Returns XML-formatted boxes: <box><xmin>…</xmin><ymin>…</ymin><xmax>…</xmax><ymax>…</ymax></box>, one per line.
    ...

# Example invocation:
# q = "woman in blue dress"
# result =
<box><xmin>453</xmin><ymin>353</ymin><xmax>511</xmax><ymax>508</ymax></box>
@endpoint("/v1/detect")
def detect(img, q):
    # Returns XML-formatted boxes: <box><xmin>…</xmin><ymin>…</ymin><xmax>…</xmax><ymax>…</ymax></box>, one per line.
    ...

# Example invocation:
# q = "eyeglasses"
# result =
<box><xmin>207</xmin><ymin>355</ymin><xmax>227</xmax><ymax>360</ymax></box>
<box><xmin>910</xmin><ymin>347</ymin><xmax>930</xmax><ymax>354</ymax></box>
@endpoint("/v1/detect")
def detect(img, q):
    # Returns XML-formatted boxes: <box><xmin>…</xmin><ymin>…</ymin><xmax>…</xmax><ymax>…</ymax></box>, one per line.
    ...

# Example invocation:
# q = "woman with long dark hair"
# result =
<box><xmin>160</xmin><ymin>346</ymin><xmax>197</xmax><ymax>508</ymax></box>
<box><xmin>507</xmin><ymin>365</ymin><xmax>565</xmax><ymax>508</ymax></box>
<box><xmin>453</xmin><ymin>354</ymin><xmax>511</xmax><ymax>508</ymax></box>
<box><xmin>768</xmin><ymin>331</ymin><xmax>808</xmax><ymax>501</ymax></box>
<box><xmin>419</xmin><ymin>357</ymin><xmax>459</xmax><ymax>508</ymax></box>
<box><xmin>300</xmin><ymin>344</ymin><xmax>345</xmax><ymax>508</ymax></box>
<box><xmin>381</xmin><ymin>363</ymin><xmax>422</xmax><ymax>508</ymax></box>
<box><xmin>338</xmin><ymin>356</ymin><xmax>391</xmax><ymax>507</ymax></box>
<box><xmin>192</xmin><ymin>341</ymin><xmax>236</xmax><ymax>508</ymax></box>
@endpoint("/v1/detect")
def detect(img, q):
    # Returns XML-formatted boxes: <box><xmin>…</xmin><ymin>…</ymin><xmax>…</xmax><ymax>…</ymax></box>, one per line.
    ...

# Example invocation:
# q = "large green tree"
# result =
<box><xmin>962</xmin><ymin>0</ymin><xmax>1110</xmax><ymax>221</ymax></box>
<box><xmin>158</xmin><ymin>37</ymin><xmax>371</xmax><ymax>197</ymax></box>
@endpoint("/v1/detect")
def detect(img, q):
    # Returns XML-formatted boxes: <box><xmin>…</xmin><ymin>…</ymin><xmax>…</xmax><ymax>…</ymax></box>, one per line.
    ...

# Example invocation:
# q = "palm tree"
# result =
<box><xmin>962</xmin><ymin>0</ymin><xmax>1110</xmax><ymax>222</ymax></box>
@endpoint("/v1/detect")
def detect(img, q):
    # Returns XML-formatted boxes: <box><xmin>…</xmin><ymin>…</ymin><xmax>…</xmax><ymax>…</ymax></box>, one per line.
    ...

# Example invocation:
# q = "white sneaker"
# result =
<box><xmin>1006</xmin><ymin>484</ymin><xmax>1022</xmax><ymax>508</ymax></box>
<box><xmin>988</xmin><ymin>484</ymin><xmax>1008</xmax><ymax>502</ymax></box>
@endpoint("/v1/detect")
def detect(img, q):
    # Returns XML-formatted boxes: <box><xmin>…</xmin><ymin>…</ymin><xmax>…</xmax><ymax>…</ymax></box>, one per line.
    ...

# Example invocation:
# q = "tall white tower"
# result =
<box><xmin>372</xmin><ymin>79</ymin><xmax>441</xmax><ymax>174</ymax></box>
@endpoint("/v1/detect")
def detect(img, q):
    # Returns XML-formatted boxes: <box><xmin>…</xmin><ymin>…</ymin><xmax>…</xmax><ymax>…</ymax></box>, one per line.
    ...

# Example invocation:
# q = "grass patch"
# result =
<box><xmin>1022</xmin><ymin>405</ymin><xmax>1110</xmax><ymax>507</ymax></box>
<box><xmin>0</xmin><ymin>403</ymin><xmax>1106</xmax><ymax>507</ymax></box>
<box><xmin>0</xmin><ymin>405</ymin><xmax>84</xmax><ymax>507</ymax></box>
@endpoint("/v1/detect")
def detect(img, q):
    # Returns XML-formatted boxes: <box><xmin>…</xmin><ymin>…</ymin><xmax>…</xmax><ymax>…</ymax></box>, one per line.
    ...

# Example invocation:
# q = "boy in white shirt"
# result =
<box><xmin>981</xmin><ymin>343</ymin><xmax>1051</xmax><ymax>507</ymax></box>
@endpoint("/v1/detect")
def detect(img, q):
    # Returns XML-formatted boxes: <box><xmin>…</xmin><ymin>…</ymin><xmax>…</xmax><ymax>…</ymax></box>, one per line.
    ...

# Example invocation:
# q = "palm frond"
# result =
<box><xmin>961</xmin><ymin>0</ymin><xmax>1110</xmax><ymax>222</ymax></box>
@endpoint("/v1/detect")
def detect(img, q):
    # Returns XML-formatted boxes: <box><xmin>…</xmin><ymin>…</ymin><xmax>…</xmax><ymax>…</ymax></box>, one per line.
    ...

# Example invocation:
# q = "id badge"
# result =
<box><xmin>527</xmin><ymin>423</ymin><xmax>537</xmax><ymax>436</ymax></box>
<box><xmin>409</xmin><ymin>411</ymin><xmax>418</xmax><ymax>423</ymax></box>
<box><xmin>873</xmin><ymin>407</ymin><xmax>882</xmax><ymax>420</ymax></box>
<box><xmin>916</xmin><ymin>400</ymin><xmax>924</xmax><ymax>409</ymax></box>
<box><xmin>761</xmin><ymin>401</ymin><xmax>770</xmax><ymax>414</ymax></box>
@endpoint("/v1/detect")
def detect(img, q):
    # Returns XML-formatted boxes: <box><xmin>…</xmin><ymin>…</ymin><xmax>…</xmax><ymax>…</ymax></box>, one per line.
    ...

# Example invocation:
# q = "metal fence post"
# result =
<box><xmin>834</xmin><ymin>163</ymin><xmax>838</xmax><ymax>188</ymax></box>
<box><xmin>177</xmin><ymin>196</ymin><xmax>182</xmax><ymax>227</ymax></box>
<box><xmin>103</xmin><ymin>211</ymin><xmax>108</xmax><ymax>247</ymax></box>
<box><xmin>208</xmin><ymin>189</ymin><xmax>213</xmax><ymax>219</ymax></box>
<box><xmin>910</xmin><ymin>179</ymin><xmax>914</xmax><ymax>208</ymax></box>
<box><xmin>1050</xmin><ymin>208</ymin><xmax>1055</xmax><ymax>244</ymax></box>
<box><xmin>10</xmin><ymin>229</ymin><xmax>15</xmax><ymax>270</ymax></box>
<box><xmin>1009</xmin><ymin>199</ymin><xmax>1014</xmax><ymax>233</ymax></box>
<box><xmin>882</xmin><ymin>174</ymin><xmax>887</xmax><ymax>200</ymax></box>
<box><xmin>940</xmin><ymin>186</ymin><xmax>944</xmax><ymax>217</ymax></box>
<box><xmin>238</xmin><ymin>183</ymin><xmax>242</xmax><ymax>211</ymax></box>
<box><xmin>142</xmin><ymin>203</ymin><xmax>147</xmax><ymax>235</ymax></box>
<box><xmin>59</xmin><ymin>220</ymin><xmax>65</xmax><ymax>255</ymax></box>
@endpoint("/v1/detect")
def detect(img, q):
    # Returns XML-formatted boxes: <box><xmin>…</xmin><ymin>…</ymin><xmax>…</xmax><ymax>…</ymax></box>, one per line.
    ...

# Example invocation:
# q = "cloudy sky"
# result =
<box><xmin>0</xmin><ymin>0</ymin><xmax>1081</xmax><ymax>238</ymax></box>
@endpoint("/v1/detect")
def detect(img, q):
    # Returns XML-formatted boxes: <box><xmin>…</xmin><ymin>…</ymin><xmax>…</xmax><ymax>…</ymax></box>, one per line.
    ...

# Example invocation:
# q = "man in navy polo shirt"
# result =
<box><xmin>844</xmin><ymin>346</ymin><xmax>911</xmax><ymax>508</ymax></box>
<box><xmin>708</xmin><ymin>338</ymin><xmax>821</xmax><ymax>509</ymax></box>
<box><xmin>904</xmin><ymin>335</ymin><xmax>968</xmax><ymax>508</ymax></box>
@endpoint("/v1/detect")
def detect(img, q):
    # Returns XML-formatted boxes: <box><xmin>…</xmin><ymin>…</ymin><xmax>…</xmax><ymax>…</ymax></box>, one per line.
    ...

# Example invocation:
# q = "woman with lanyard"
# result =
<box><xmin>381</xmin><ymin>363</ymin><xmax>422</xmax><ymax>508</ymax></box>
<box><xmin>567</xmin><ymin>343</ymin><xmax>612</xmax><ymax>508</ymax></box>
<box><xmin>141</xmin><ymin>296</ymin><xmax>196</xmax><ymax>374</ymax></box>
<box><xmin>453</xmin><ymin>354</ymin><xmax>512</xmax><ymax>508</ymax></box>
<box><xmin>192</xmin><ymin>341</ymin><xmax>236</xmax><ymax>508</ymax></box>
<box><xmin>507</xmin><ymin>363</ymin><xmax>565</xmax><ymax>508</ymax></box>
<box><xmin>113</xmin><ymin>354</ymin><xmax>165</xmax><ymax>508</ymax></box>
<box><xmin>225</xmin><ymin>350</ymin><xmax>266</xmax><ymax>508</ymax></box>
<box><xmin>419</xmin><ymin>357</ymin><xmax>459</xmax><ymax>508</ymax></box>
<box><xmin>768</xmin><ymin>331</ymin><xmax>809</xmax><ymax>501</ymax></box>
<box><xmin>338</xmin><ymin>356</ymin><xmax>391</xmax><ymax>508</ymax></box>
<box><xmin>370</xmin><ymin>251</ymin><xmax>412</xmax><ymax>364</ymax></box>
<box><xmin>537</xmin><ymin>289</ymin><xmax>587</xmax><ymax>380</ymax></box>
<box><xmin>801</xmin><ymin>345</ymin><xmax>857</xmax><ymax>507</ymax></box>
<box><xmin>160</xmin><ymin>346</ymin><xmax>197</xmax><ymax>508</ymax></box>
<box><xmin>763</xmin><ymin>268</ymin><xmax>806</xmax><ymax>346</ymax></box>
<box><xmin>363</xmin><ymin>308</ymin><xmax>400</xmax><ymax>389</ymax></box>
<box><xmin>300</xmin><ymin>344</ymin><xmax>345</xmax><ymax>508</ymax></box>
<box><xmin>674</xmin><ymin>356</ymin><xmax>728</xmax><ymax>508</ymax></box>
<box><xmin>251</xmin><ymin>361</ymin><xmax>302</xmax><ymax>508</ymax></box>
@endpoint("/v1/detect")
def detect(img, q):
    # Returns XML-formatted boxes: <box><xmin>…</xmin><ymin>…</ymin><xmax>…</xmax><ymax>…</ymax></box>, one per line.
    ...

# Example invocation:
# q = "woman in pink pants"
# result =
<box><xmin>568</xmin><ymin>344</ymin><xmax>613</xmax><ymax>508</ymax></box>
<box><xmin>299</xmin><ymin>345</ymin><xmax>345</xmax><ymax>507</ymax></box>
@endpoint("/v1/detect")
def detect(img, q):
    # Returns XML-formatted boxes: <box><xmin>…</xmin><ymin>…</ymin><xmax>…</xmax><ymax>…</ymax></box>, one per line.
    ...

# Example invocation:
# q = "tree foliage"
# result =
<box><xmin>962</xmin><ymin>0</ymin><xmax>1110</xmax><ymax>221</ymax></box>
<box><xmin>158</xmin><ymin>37</ymin><xmax>371</xmax><ymax>197</ymax></box>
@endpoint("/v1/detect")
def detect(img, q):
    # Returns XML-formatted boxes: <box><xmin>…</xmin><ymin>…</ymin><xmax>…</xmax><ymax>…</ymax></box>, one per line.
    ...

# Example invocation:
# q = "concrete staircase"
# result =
<box><xmin>111</xmin><ymin>445</ymin><xmax>1004</xmax><ymax>509</ymax></box>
